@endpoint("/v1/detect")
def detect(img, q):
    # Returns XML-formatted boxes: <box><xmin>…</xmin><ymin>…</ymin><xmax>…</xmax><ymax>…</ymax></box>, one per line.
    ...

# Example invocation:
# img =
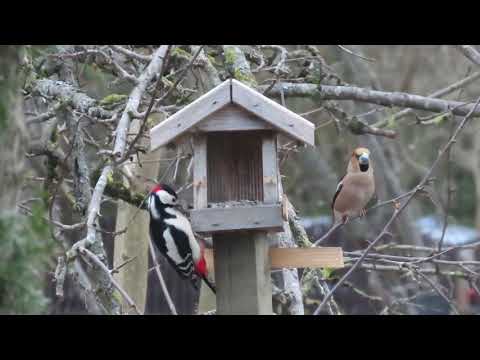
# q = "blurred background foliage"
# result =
<box><xmin>0</xmin><ymin>201</ymin><xmax>54</xmax><ymax>314</ymax></box>
<box><xmin>0</xmin><ymin>45</ymin><xmax>56</xmax><ymax>313</ymax></box>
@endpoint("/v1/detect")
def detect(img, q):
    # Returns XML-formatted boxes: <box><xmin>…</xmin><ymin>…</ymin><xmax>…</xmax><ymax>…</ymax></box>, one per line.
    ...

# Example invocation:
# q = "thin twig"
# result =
<box><xmin>110</xmin><ymin>256</ymin><xmax>138</xmax><ymax>275</ymax></box>
<box><xmin>336</xmin><ymin>45</ymin><xmax>376</xmax><ymax>63</ymax></box>
<box><xmin>17</xmin><ymin>203</ymin><xmax>85</xmax><ymax>231</ymax></box>
<box><xmin>312</xmin><ymin>221</ymin><xmax>343</xmax><ymax>246</ymax></box>
<box><xmin>411</xmin><ymin>267</ymin><xmax>460</xmax><ymax>315</ymax></box>
<box><xmin>158</xmin><ymin>46</ymin><xmax>204</xmax><ymax>102</ymax></box>
<box><xmin>300</xmin><ymin>106</ymin><xmax>326</xmax><ymax>117</ymax></box>
<box><xmin>78</xmin><ymin>246</ymin><xmax>141</xmax><ymax>315</ymax></box>
<box><xmin>148</xmin><ymin>239</ymin><xmax>178</xmax><ymax>315</ymax></box>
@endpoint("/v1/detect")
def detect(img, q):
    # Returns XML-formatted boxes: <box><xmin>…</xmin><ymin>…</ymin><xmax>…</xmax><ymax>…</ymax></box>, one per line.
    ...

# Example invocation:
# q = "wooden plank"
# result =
<box><xmin>150</xmin><ymin>80</ymin><xmax>231</xmax><ymax>151</ymax></box>
<box><xmin>269</xmin><ymin>247</ymin><xmax>344</xmax><ymax>268</ymax></box>
<box><xmin>213</xmin><ymin>232</ymin><xmax>272</xmax><ymax>315</ymax></box>
<box><xmin>196</xmin><ymin>104</ymin><xmax>273</xmax><ymax>132</ymax></box>
<box><xmin>193</xmin><ymin>134</ymin><xmax>208</xmax><ymax>209</ymax></box>
<box><xmin>204</xmin><ymin>247</ymin><xmax>344</xmax><ymax>274</ymax></box>
<box><xmin>207</xmin><ymin>132</ymin><xmax>264</xmax><ymax>203</ymax></box>
<box><xmin>190</xmin><ymin>204</ymin><xmax>283</xmax><ymax>233</ymax></box>
<box><xmin>262</xmin><ymin>133</ymin><xmax>278</xmax><ymax>203</ymax></box>
<box><xmin>231</xmin><ymin>79</ymin><xmax>315</xmax><ymax>146</ymax></box>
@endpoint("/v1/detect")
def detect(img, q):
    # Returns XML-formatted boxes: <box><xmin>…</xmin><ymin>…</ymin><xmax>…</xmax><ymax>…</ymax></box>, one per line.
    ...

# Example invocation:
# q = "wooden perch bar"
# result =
<box><xmin>269</xmin><ymin>248</ymin><xmax>344</xmax><ymax>269</ymax></box>
<box><xmin>204</xmin><ymin>247</ymin><xmax>344</xmax><ymax>273</ymax></box>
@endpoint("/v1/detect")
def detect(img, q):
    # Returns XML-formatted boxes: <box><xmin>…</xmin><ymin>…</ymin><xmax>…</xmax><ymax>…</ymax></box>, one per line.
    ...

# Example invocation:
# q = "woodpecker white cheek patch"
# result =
<box><xmin>158</xmin><ymin>190</ymin><xmax>175</xmax><ymax>205</ymax></box>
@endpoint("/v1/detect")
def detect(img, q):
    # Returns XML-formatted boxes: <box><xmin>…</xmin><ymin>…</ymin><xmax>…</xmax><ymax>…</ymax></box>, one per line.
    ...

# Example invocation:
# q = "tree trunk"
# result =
<box><xmin>0</xmin><ymin>46</ymin><xmax>28</xmax><ymax>210</ymax></box>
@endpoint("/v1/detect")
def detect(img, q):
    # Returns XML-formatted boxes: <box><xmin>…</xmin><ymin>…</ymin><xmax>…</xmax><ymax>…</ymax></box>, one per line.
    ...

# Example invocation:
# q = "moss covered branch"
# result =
<box><xmin>89</xmin><ymin>166</ymin><xmax>147</xmax><ymax>209</ymax></box>
<box><xmin>223</xmin><ymin>45</ymin><xmax>257</xmax><ymax>86</ymax></box>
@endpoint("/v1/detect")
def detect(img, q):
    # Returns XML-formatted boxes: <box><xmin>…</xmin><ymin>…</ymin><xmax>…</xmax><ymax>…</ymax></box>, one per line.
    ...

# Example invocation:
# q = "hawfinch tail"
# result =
<box><xmin>332</xmin><ymin>147</ymin><xmax>375</xmax><ymax>223</ymax></box>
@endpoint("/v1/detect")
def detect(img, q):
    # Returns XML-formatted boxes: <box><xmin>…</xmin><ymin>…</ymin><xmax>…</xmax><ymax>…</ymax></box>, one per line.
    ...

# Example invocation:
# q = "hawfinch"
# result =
<box><xmin>332</xmin><ymin>147</ymin><xmax>375</xmax><ymax>223</ymax></box>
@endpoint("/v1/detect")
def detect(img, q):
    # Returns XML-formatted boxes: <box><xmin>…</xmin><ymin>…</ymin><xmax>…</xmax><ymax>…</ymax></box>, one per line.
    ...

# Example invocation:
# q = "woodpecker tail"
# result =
<box><xmin>202</xmin><ymin>275</ymin><xmax>216</xmax><ymax>294</ymax></box>
<box><xmin>190</xmin><ymin>275</ymin><xmax>216</xmax><ymax>294</ymax></box>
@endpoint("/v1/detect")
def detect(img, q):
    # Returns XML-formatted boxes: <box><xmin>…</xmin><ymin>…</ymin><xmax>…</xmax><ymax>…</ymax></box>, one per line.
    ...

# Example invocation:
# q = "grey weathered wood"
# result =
<box><xmin>190</xmin><ymin>204</ymin><xmax>284</xmax><ymax>233</ymax></box>
<box><xmin>196</xmin><ymin>104</ymin><xmax>273</xmax><ymax>132</ymax></box>
<box><xmin>214</xmin><ymin>231</ymin><xmax>272</xmax><ymax>315</ymax></box>
<box><xmin>193</xmin><ymin>134</ymin><xmax>208</xmax><ymax>209</ymax></box>
<box><xmin>231</xmin><ymin>79</ymin><xmax>315</xmax><ymax>146</ymax></box>
<box><xmin>262</xmin><ymin>133</ymin><xmax>278</xmax><ymax>203</ymax></box>
<box><xmin>150</xmin><ymin>80</ymin><xmax>231</xmax><ymax>151</ymax></box>
<box><xmin>150</xmin><ymin>79</ymin><xmax>316</xmax><ymax>151</ymax></box>
<box><xmin>207</xmin><ymin>132</ymin><xmax>264</xmax><ymax>203</ymax></box>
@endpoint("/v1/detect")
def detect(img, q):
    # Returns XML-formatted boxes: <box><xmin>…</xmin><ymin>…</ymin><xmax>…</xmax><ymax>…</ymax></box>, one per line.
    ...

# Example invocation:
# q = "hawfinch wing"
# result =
<box><xmin>332</xmin><ymin>172</ymin><xmax>375</xmax><ymax>218</ymax></box>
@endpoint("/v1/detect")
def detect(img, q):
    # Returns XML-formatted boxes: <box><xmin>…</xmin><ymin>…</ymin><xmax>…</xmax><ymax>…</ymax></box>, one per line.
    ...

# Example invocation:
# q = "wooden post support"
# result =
<box><xmin>214</xmin><ymin>231</ymin><xmax>272</xmax><ymax>315</ymax></box>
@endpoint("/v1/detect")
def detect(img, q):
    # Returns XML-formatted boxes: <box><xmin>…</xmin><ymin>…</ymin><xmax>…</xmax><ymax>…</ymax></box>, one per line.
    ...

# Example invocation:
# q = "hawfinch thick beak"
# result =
<box><xmin>358</xmin><ymin>153</ymin><xmax>369</xmax><ymax>165</ymax></box>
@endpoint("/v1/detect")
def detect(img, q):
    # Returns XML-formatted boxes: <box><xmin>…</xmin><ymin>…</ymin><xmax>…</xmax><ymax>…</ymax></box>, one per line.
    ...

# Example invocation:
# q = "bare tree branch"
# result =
<box><xmin>377</xmin><ymin>70</ymin><xmax>480</xmax><ymax>127</ymax></box>
<box><xmin>259</xmin><ymin>83</ymin><xmax>480</xmax><ymax>118</ymax></box>
<box><xmin>455</xmin><ymin>45</ymin><xmax>480</xmax><ymax>66</ymax></box>
<box><xmin>78</xmin><ymin>246</ymin><xmax>141</xmax><ymax>314</ymax></box>
<box><xmin>148</xmin><ymin>239</ymin><xmax>178</xmax><ymax>315</ymax></box>
<box><xmin>32</xmin><ymin>79</ymin><xmax>112</xmax><ymax>119</ymax></box>
<box><xmin>113</xmin><ymin>46</ymin><xmax>169</xmax><ymax>159</ymax></box>
<box><xmin>110</xmin><ymin>45</ymin><xmax>153</xmax><ymax>62</ymax></box>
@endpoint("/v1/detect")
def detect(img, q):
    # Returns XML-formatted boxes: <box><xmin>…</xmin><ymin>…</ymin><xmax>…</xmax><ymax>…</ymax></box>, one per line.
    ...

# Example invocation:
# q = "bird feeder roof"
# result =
<box><xmin>150</xmin><ymin>79</ymin><xmax>315</xmax><ymax>151</ymax></box>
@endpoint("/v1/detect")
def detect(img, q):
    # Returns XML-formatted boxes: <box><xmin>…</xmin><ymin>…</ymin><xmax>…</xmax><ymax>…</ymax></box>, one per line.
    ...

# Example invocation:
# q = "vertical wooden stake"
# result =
<box><xmin>214</xmin><ymin>231</ymin><xmax>272</xmax><ymax>315</ymax></box>
<box><xmin>262</xmin><ymin>132</ymin><xmax>278</xmax><ymax>203</ymax></box>
<box><xmin>193</xmin><ymin>133</ymin><xmax>208</xmax><ymax>209</ymax></box>
<box><xmin>194</xmin><ymin>133</ymin><xmax>216</xmax><ymax>313</ymax></box>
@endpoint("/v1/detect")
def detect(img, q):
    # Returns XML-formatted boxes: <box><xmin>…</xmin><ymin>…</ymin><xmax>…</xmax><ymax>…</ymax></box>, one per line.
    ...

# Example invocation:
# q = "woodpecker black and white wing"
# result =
<box><xmin>150</xmin><ymin>223</ymin><xmax>195</xmax><ymax>279</ymax></box>
<box><xmin>164</xmin><ymin>226</ymin><xmax>196</xmax><ymax>277</ymax></box>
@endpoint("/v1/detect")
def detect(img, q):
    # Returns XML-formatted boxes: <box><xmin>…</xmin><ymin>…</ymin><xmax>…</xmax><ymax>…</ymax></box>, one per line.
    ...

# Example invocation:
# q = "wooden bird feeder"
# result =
<box><xmin>150</xmin><ymin>79</ymin><xmax>343</xmax><ymax>315</ymax></box>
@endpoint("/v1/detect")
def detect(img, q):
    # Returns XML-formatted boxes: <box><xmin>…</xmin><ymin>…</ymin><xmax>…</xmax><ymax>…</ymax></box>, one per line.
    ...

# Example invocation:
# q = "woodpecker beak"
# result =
<box><xmin>358</xmin><ymin>153</ymin><xmax>369</xmax><ymax>165</ymax></box>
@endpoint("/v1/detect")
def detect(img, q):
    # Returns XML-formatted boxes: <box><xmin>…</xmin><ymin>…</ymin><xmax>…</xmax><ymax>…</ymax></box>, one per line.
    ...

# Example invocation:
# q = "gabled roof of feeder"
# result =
<box><xmin>150</xmin><ymin>79</ymin><xmax>315</xmax><ymax>151</ymax></box>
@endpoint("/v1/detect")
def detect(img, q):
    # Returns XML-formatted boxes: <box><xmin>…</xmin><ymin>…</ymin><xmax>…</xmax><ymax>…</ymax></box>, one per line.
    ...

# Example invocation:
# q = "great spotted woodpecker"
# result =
<box><xmin>147</xmin><ymin>183</ymin><xmax>216</xmax><ymax>294</ymax></box>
